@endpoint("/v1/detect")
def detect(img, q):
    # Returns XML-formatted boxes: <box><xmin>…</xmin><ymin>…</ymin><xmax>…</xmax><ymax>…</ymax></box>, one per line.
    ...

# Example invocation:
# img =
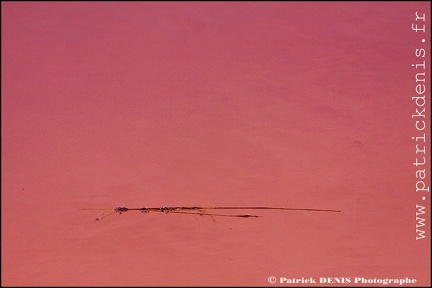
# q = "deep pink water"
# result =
<box><xmin>2</xmin><ymin>2</ymin><xmax>430</xmax><ymax>286</ymax></box>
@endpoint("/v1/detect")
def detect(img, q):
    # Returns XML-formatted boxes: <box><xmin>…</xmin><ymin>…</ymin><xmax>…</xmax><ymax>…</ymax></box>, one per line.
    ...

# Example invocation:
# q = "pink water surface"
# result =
<box><xmin>2</xmin><ymin>2</ymin><xmax>430</xmax><ymax>286</ymax></box>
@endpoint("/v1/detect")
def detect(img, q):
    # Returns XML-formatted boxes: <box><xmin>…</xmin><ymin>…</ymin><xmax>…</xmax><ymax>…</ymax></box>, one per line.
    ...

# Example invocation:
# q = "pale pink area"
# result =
<box><xmin>2</xmin><ymin>2</ymin><xmax>430</xmax><ymax>286</ymax></box>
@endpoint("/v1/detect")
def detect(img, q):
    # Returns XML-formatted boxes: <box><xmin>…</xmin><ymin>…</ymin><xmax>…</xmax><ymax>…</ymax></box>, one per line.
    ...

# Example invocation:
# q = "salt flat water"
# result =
<box><xmin>2</xmin><ymin>2</ymin><xmax>430</xmax><ymax>286</ymax></box>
